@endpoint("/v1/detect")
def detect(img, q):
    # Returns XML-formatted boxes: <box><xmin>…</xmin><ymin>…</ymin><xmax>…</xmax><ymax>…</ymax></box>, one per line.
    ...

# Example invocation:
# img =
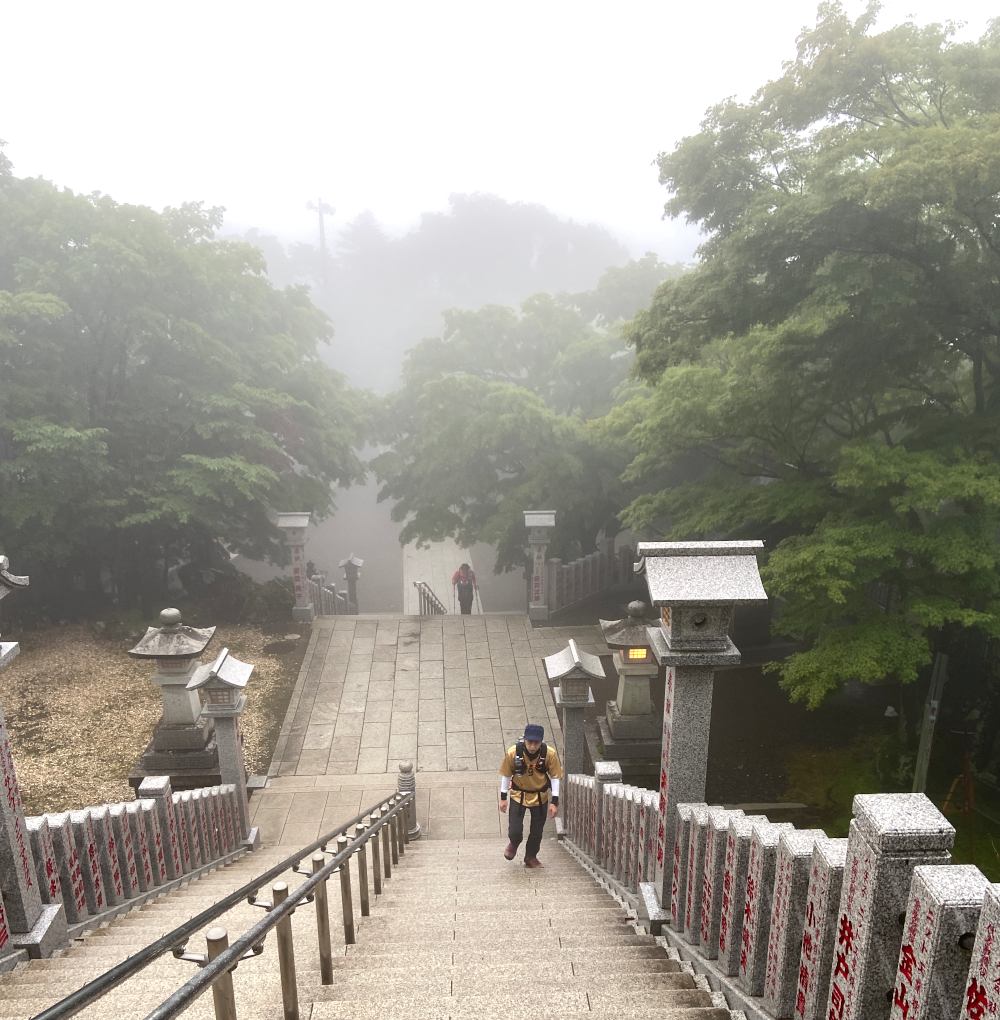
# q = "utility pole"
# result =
<box><xmin>912</xmin><ymin>651</ymin><xmax>948</xmax><ymax>793</ymax></box>
<box><xmin>306</xmin><ymin>197</ymin><xmax>335</xmax><ymax>289</ymax></box>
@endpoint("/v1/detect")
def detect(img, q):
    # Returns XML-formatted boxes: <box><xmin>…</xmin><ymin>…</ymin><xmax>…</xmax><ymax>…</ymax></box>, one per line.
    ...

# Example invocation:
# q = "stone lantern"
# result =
<box><xmin>276</xmin><ymin>512</ymin><xmax>314</xmax><ymax>621</ymax></box>
<box><xmin>634</xmin><ymin>540</ymin><xmax>768</xmax><ymax>921</ymax></box>
<box><xmin>128</xmin><ymin>608</ymin><xmax>220</xmax><ymax>792</ymax></box>
<box><xmin>543</xmin><ymin>638</ymin><xmax>602</xmax><ymax>775</ymax></box>
<box><xmin>339</xmin><ymin>553</ymin><xmax>363</xmax><ymax>614</ymax></box>
<box><xmin>187</xmin><ymin>647</ymin><xmax>256</xmax><ymax>845</ymax></box>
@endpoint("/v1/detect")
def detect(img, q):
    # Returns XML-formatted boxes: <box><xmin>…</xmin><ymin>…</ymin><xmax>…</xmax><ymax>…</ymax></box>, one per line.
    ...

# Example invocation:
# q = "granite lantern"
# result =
<box><xmin>276</xmin><ymin>512</ymin><xmax>314</xmax><ymax>622</ymax></box>
<box><xmin>128</xmin><ymin>608</ymin><xmax>220</xmax><ymax>792</ymax></box>
<box><xmin>634</xmin><ymin>540</ymin><xmax>768</xmax><ymax>922</ymax></box>
<box><xmin>601</xmin><ymin>599</ymin><xmax>659</xmax><ymax>733</ymax></box>
<box><xmin>187</xmin><ymin>647</ymin><xmax>256</xmax><ymax>845</ymax></box>
<box><xmin>524</xmin><ymin>511</ymin><xmax>556</xmax><ymax>623</ymax></box>
<box><xmin>339</xmin><ymin>553</ymin><xmax>363</xmax><ymax>614</ymax></box>
<box><xmin>543</xmin><ymin>638</ymin><xmax>602</xmax><ymax>775</ymax></box>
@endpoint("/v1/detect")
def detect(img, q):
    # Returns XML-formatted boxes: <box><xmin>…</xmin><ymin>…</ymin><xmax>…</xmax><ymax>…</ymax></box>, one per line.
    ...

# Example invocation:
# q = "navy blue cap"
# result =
<box><xmin>523</xmin><ymin>723</ymin><xmax>544</xmax><ymax>742</ymax></box>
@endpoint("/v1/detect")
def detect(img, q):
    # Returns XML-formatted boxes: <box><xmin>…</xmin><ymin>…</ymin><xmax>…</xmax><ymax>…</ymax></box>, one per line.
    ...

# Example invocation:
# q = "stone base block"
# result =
<box><xmin>129</xmin><ymin>762</ymin><xmax>222</xmax><ymax>793</ymax></box>
<box><xmin>151</xmin><ymin>717</ymin><xmax>214</xmax><ymax>752</ymax></box>
<box><xmin>242</xmin><ymin>826</ymin><xmax>261</xmax><ymax>851</ymax></box>
<box><xmin>598</xmin><ymin>717</ymin><xmax>661</xmax><ymax>756</ymax></box>
<box><xmin>606</xmin><ymin>701</ymin><xmax>659</xmax><ymax>740</ymax></box>
<box><xmin>0</xmin><ymin>948</ymin><xmax>28</xmax><ymax>973</ymax></box>
<box><xmin>11</xmin><ymin>903</ymin><xmax>67</xmax><ymax>959</ymax></box>
<box><xmin>528</xmin><ymin>604</ymin><xmax>549</xmax><ymax>622</ymax></box>
<box><xmin>292</xmin><ymin>603</ymin><xmax>315</xmax><ymax>622</ymax></box>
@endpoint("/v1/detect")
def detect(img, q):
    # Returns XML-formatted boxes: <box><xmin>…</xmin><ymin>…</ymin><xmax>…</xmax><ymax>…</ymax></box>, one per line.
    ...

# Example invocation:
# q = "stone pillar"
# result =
<box><xmin>824</xmin><ymin>793</ymin><xmax>953</xmax><ymax>1020</ymax></box>
<box><xmin>524</xmin><ymin>511</ymin><xmax>555</xmax><ymax>622</ymax></box>
<box><xmin>763</xmin><ymin>828</ymin><xmax>828</xmax><ymax>1018</ymax></box>
<box><xmin>0</xmin><ymin>559</ymin><xmax>66</xmax><ymax>958</ymax></box>
<box><xmin>137</xmin><ymin>776</ymin><xmax>182</xmax><ymax>880</ymax></box>
<box><xmin>171</xmin><ymin>793</ymin><xmax>193</xmax><ymax>872</ymax></box>
<box><xmin>546</xmin><ymin>559</ymin><xmax>561</xmax><ymax>612</ymax></box>
<box><xmin>107</xmin><ymin>804</ymin><xmax>139</xmax><ymax>900</ymax></box>
<box><xmin>70</xmin><ymin>810</ymin><xmax>106</xmax><ymax>914</ymax></box>
<box><xmin>593</xmin><ymin>761</ymin><xmax>622</xmax><ymax>865</ymax></box>
<box><xmin>90</xmin><ymin>806</ymin><xmax>123</xmax><ymax>906</ymax></box>
<box><xmin>684</xmin><ymin>804</ymin><xmax>718</xmax><ymax>945</ymax></box>
<box><xmin>719</xmin><ymin>813</ymin><xmax>769</xmax><ymax>976</ymax></box>
<box><xmin>277</xmin><ymin>513</ymin><xmax>315</xmax><ymax>621</ymax></box>
<box><xmin>700</xmin><ymin>807</ymin><xmax>743</xmax><ymax>957</ymax></box>
<box><xmin>397</xmin><ymin>761</ymin><xmax>420</xmax><ymax>839</ymax></box>
<box><xmin>889</xmin><ymin>864</ymin><xmax>989</xmax><ymax>1020</ymax></box>
<box><xmin>670</xmin><ymin>802</ymin><xmax>701</xmax><ymax>932</ymax></box>
<box><xmin>637</xmin><ymin>791</ymin><xmax>658</xmax><ymax>888</ymax></box>
<box><xmin>46</xmin><ymin>814</ymin><xmax>88</xmax><ymax>923</ymax></box>
<box><xmin>962</xmin><ymin>882</ymin><xmax>1000</xmax><ymax>1020</ymax></box>
<box><xmin>739</xmin><ymin>820</ymin><xmax>795</xmax><ymax>995</ymax></box>
<box><xmin>795</xmin><ymin>837</ymin><xmax>848</xmax><ymax>1020</ymax></box>
<box><xmin>555</xmin><ymin>686</ymin><xmax>592</xmax><ymax>776</ymax></box>
<box><xmin>25</xmin><ymin>818</ymin><xmax>60</xmax><ymax>907</ymax></box>
<box><xmin>180</xmin><ymin>793</ymin><xmax>203</xmax><ymax>867</ymax></box>
<box><xmin>125</xmin><ymin>802</ymin><xmax>154</xmax><ymax>891</ymax></box>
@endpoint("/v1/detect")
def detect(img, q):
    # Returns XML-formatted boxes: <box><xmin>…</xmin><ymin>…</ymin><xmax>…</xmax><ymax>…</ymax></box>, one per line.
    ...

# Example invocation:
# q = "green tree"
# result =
<box><xmin>0</xmin><ymin>164</ymin><xmax>366</xmax><ymax>612</ymax></box>
<box><xmin>622</xmin><ymin>5</ymin><xmax>1000</xmax><ymax>706</ymax></box>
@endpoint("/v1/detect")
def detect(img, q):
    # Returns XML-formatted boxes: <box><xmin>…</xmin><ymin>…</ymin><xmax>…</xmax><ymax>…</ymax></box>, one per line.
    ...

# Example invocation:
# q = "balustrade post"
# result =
<box><xmin>699</xmin><ymin>807</ymin><xmax>743</xmax><ymax>959</ymax></box>
<box><xmin>311</xmin><ymin>852</ymin><xmax>333</xmax><ymax>985</ymax></box>
<box><xmin>371</xmin><ymin>809</ymin><xmax>383</xmax><ymax>893</ymax></box>
<box><xmin>355</xmin><ymin>823</ymin><xmax>371</xmax><ymax>917</ymax></box>
<box><xmin>272</xmin><ymin>882</ymin><xmax>299</xmax><ymax>1020</ymax></box>
<box><xmin>337</xmin><ymin>835</ymin><xmax>356</xmax><ymax>944</ymax></box>
<box><xmin>389</xmin><ymin>803</ymin><xmax>400</xmax><ymax>866</ymax></box>
<box><xmin>206</xmin><ymin>927</ymin><xmax>238</xmax><ymax>1020</ymax></box>
<box><xmin>397</xmin><ymin>762</ymin><xmax>420</xmax><ymax>840</ymax></box>
<box><xmin>593</xmin><ymin>761</ymin><xmax>622</xmax><ymax>867</ymax></box>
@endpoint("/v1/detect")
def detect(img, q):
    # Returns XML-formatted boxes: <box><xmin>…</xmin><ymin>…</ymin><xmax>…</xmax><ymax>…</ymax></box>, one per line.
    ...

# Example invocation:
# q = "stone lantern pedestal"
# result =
<box><xmin>277</xmin><ymin>513</ymin><xmax>315</xmax><ymax>622</ymax></box>
<box><xmin>128</xmin><ymin>609</ymin><xmax>221</xmax><ymax>792</ymax></box>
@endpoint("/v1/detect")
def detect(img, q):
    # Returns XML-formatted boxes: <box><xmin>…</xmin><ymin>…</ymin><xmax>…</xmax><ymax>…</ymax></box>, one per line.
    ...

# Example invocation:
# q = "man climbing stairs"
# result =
<box><xmin>0</xmin><ymin>838</ymin><xmax>737</xmax><ymax>1019</ymax></box>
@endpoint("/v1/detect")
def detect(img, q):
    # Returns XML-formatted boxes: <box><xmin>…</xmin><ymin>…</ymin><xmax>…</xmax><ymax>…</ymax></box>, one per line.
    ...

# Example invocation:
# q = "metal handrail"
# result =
<box><xmin>141</xmin><ymin>793</ymin><xmax>412</xmax><ymax>1020</ymax></box>
<box><xmin>31</xmin><ymin>794</ymin><xmax>404</xmax><ymax>1020</ymax></box>
<box><xmin>412</xmin><ymin>580</ymin><xmax>447</xmax><ymax>615</ymax></box>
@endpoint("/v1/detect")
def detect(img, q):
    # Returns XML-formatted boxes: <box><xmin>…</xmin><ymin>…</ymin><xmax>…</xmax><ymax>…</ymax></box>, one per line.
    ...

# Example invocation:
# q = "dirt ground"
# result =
<box><xmin>0</xmin><ymin>621</ymin><xmax>306</xmax><ymax>815</ymax></box>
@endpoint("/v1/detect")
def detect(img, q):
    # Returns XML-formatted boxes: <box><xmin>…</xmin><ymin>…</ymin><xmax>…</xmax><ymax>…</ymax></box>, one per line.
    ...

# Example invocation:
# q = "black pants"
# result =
<box><xmin>508</xmin><ymin>799</ymin><xmax>547</xmax><ymax>859</ymax></box>
<box><xmin>458</xmin><ymin>590</ymin><xmax>473</xmax><ymax>614</ymax></box>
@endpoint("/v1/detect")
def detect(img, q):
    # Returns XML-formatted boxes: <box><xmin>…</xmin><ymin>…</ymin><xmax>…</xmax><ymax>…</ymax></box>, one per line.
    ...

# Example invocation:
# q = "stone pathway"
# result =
<box><xmin>402</xmin><ymin>537</ymin><xmax>482</xmax><ymax>614</ymax></box>
<box><xmin>252</xmin><ymin>614</ymin><xmax>610</xmax><ymax>844</ymax></box>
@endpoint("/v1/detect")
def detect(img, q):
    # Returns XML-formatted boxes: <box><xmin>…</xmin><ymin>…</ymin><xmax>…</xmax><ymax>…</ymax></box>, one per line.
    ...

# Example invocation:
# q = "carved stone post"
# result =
<box><xmin>277</xmin><ymin>512</ymin><xmax>315</xmax><ymax>621</ymax></box>
<box><xmin>524</xmin><ymin>511</ymin><xmax>555</xmax><ymax>623</ymax></box>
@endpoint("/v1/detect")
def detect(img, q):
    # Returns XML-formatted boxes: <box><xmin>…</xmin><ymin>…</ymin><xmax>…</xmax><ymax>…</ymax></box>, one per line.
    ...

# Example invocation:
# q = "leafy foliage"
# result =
<box><xmin>623</xmin><ymin>4</ymin><xmax>1000</xmax><ymax>705</ymax></box>
<box><xmin>0</xmin><ymin>174</ymin><xmax>366</xmax><ymax>612</ymax></box>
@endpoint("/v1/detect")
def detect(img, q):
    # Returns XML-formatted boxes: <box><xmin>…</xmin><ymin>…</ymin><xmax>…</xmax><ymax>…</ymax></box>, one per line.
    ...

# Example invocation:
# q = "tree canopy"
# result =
<box><xmin>622</xmin><ymin>5</ymin><xmax>1000</xmax><ymax>705</ymax></box>
<box><xmin>373</xmin><ymin>256</ymin><xmax>681</xmax><ymax>571</ymax></box>
<box><xmin>0</xmin><ymin>161</ymin><xmax>366</xmax><ymax>613</ymax></box>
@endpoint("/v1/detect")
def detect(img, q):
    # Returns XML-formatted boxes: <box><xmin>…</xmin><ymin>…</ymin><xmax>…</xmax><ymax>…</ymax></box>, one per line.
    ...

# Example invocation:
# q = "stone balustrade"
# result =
<box><xmin>563</xmin><ymin>771</ymin><xmax>1000</xmax><ymax>1020</ymax></box>
<box><xmin>1</xmin><ymin>776</ymin><xmax>246</xmax><ymax>969</ymax></box>
<box><xmin>544</xmin><ymin>540</ymin><xmax>631</xmax><ymax>615</ymax></box>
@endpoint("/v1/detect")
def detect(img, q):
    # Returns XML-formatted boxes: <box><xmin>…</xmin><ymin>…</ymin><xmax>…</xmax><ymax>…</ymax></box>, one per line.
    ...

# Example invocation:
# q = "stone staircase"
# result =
<box><xmin>0</xmin><ymin>838</ymin><xmax>739</xmax><ymax>1020</ymax></box>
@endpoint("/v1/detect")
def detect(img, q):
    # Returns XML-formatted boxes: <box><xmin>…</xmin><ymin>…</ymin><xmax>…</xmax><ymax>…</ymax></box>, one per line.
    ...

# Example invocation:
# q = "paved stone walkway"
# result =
<box><xmin>402</xmin><ymin>537</ymin><xmax>482</xmax><ymax>615</ymax></box>
<box><xmin>251</xmin><ymin>614</ymin><xmax>610</xmax><ymax>844</ymax></box>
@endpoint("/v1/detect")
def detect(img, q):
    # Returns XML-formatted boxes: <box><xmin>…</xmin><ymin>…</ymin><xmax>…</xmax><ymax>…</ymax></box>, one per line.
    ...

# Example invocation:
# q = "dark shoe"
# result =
<box><xmin>524</xmin><ymin>857</ymin><xmax>543</xmax><ymax>869</ymax></box>
<box><xmin>504</xmin><ymin>843</ymin><xmax>517</xmax><ymax>860</ymax></box>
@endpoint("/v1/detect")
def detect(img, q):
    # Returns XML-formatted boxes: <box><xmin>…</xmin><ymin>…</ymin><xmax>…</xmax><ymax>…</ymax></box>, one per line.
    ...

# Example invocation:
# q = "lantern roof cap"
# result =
<box><xmin>128</xmin><ymin>609</ymin><xmax>216</xmax><ymax>660</ymax></box>
<box><xmin>543</xmin><ymin>638</ymin><xmax>605</xmax><ymax>682</ymax></box>
<box><xmin>0</xmin><ymin>556</ymin><xmax>29</xmax><ymax>601</ymax></box>
<box><xmin>636</xmin><ymin>540</ymin><xmax>767</xmax><ymax>606</ymax></box>
<box><xmin>600</xmin><ymin>601</ymin><xmax>653</xmax><ymax>648</ymax></box>
<box><xmin>524</xmin><ymin>511</ymin><xmax>556</xmax><ymax>528</ymax></box>
<box><xmin>339</xmin><ymin>553</ymin><xmax>364</xmax><ymax>568</ymax></box>
<box><xmin>276</xmin><ymin>512</ymin><xmax>311</xmax><ymax>529</ymax></box>
<box><xmin>187</xmin><ymin>647</ymin><xmax>253</xmax><ymax>691</ymax></box>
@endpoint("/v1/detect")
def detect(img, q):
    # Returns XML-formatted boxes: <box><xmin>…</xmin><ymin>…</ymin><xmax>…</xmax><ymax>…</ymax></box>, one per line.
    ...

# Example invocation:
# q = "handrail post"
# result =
<box><xmin>381</xmin><ymin>811</ymin><xmax>392</xmax><ymax>879</ymax></box>
<box><xmin>397</xmin><ymin>801</ymin><xmax>406</xmax><ymax>857</ymax></box>
<box><xmin>401</xmin><ymin>798</ymin><xmax>411</xmax><ymax>846</ymax></box>
<box><xmin>206</xmin><ymin>927</ymin><xmax>238</xmax><ymax>1020</ymax></box>
<box><xmin>389</xmin><ymin>802</ymin><xmax>400</xmax><ymax>866</ymax></box>
<box><xmin>272</xmin><ymin>882</ymin><xmax>299</xmax><ymax>1020</ymax></box>
<box><xmin>370</xmin><ymin>808</ymin><xmax>383</xmax><ymax>893</ymax></box>
<box><xmin>311</xmin><ymin>852</ymin><xmax>334</xmax><ymax>985</ymax></box>
<box><xmin>355</xmin><ymin>821</ymin><xmax>371</xmax><ymax>916</ymax></box>
<box><xmin>337</xmin><ymin>835</ymin><xmax>356</xmax><ymax>944</ymax></box>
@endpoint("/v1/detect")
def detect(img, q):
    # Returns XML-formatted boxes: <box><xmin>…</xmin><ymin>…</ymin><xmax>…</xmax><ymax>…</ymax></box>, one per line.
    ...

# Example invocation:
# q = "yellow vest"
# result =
<box><xmin>499</xmin><ymin>744</ymin><xmax>564</xmax><ymax>807</ymax></box>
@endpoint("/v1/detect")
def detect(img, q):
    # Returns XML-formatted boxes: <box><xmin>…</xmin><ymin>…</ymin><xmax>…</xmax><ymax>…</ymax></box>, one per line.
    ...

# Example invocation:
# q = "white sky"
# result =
<box><xmin>2</xmin><ymin>0</ymin><xmax>994</xmax><ymax>261</ymax></box>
